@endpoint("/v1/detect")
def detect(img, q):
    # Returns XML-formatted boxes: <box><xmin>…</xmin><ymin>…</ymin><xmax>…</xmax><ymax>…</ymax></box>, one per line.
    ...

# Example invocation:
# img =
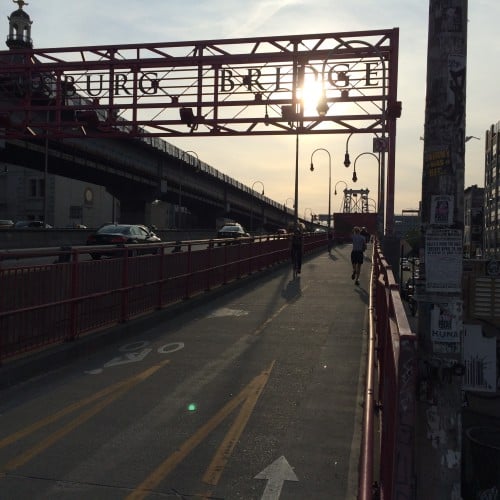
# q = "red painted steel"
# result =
<box><xmin>0</xmin><ymin>235</ymin><xmax>416</xmax><ymax>498</ymax></box>
<box><xmin>0</xmin><ymin>234</ymin><xmax>325</xmax><ymax>362</ymax></box>
<box><xmin>364</xmin><ymin>244</ymin><xmax>417</xmax><ymax>499</ymax></box>
<box><xmin>0</xmin><ymin>30</ymin><xmax>398</xmax><ymax>140</ymax></box>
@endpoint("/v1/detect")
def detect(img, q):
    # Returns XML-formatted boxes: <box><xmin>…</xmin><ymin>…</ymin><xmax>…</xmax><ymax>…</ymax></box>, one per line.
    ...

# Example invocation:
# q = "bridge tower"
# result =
<box><xmin>342</xmin><ymin>189</ymin><xmax>370</xmax><ymax>213</ymax></box>
<box><xmin>6</xmin><ymin>0</ymin><xmax>33</xmax><ymax>49</ymax></box>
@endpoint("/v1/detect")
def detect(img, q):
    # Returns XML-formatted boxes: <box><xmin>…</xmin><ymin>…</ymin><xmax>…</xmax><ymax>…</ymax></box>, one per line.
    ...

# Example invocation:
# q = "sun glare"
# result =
<box><xmin>299</xmin><ymin>74</ymin><xmax>323</xmax><ymax>116</ymax></box>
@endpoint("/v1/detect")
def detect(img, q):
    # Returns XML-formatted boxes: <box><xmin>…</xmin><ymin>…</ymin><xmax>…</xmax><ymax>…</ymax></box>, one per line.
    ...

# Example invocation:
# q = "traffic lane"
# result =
<box><xmin>0</xmin><ymin>250</ymin><xmax>367</xmax><ymax>499</ymax></box>
<box><xmin>0</xmin><ymin>242</ymin><xmax>214</xmax><ymax>269</ymax></box>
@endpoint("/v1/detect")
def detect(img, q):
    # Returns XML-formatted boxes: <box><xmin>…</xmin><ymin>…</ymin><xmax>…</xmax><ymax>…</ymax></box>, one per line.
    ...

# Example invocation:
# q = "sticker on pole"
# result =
<box><xmin>425</xmin><ymin>228</ymin><xmax>462</xmax><ymax>292</ymax></box>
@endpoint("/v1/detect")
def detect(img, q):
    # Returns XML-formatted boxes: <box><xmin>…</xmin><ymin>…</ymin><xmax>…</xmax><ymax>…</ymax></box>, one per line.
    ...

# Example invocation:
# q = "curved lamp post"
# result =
<box><xmin>316</xmin><ymin>37</ymin><xmax>396</xmax><ymax>236</ymax></box>
<box><xmin>284</xmin><ymin>197</ymin><xmax>295</xmax><ymax>227</ymax></box>
<box><xmin>334</xmin><ymin>180</ymin><xmax>349</xmax><ymax>213</ymax></box>
<box><xmin>178</xmin><ymin>150</ymin><xmax>199</xmax><ymax>229</ymax></box>
<box><xmin>352</xmin><ymin>152</ymin><xmax>380</xmax><ymax>185</ymax></box>
<box><xmin>250</xmin><ymin>181</ymin><xmax>265</xmax><ymax>232</ymax></box>
<box><xmin>343</xmin><ymin>132</ymin><xmax>355</xmax><ymax>168</ymax></box>
<box><xmin>352</xmin><ymin>152</ymin><xmax>383</xmax><ymax>233</ymax></box>
<box><xmin>252</xmin><ymin>180</ymin><xmax>265</xmax><ymax>196</ymax></box>
<box><xmin>310</xmin><ymin>148</ymin><xmax>332</xmax><ymax>230</ymax></box>
<box><xmin>265</xmin><ymin>87</ymin><xmax>301</xmax><ymax>225</ymax></box>
<box><xmin>334</xmin><ymin>180</ymin><xmax>348</xmax><ymax>196</ymax></box>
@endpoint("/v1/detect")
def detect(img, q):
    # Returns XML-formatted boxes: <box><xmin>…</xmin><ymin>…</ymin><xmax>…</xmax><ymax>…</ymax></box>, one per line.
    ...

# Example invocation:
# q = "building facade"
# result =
<box><xmin>484</xmin><ymin>122</ymin><xmax>500</xmax><ymax>258</ymax></box>
<box><xmin>464</xmin><ymin>184</ymin><xmax>484</xmax><ymax>258</ymax></box>
<box><xmin>0</xmin><ymin>2</ymin><xmax>117</xmax><ymax>228</ymax></box>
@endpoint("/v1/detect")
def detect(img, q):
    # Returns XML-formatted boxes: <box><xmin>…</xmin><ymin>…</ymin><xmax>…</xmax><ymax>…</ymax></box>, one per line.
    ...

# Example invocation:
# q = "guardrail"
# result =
<box><xmin>1</xmin><ymin>233</ymin><xmax>417</xmax><ymax>498</ymax></box>
<box><xmin>0</xmin><ymin>233</ymin><xmax>326</xmax><ymax>363</ymax></box>
<box><xmin>359</xmin><ymin>243</ymin><xmax>417</xmax><ymax>500</ymax></box>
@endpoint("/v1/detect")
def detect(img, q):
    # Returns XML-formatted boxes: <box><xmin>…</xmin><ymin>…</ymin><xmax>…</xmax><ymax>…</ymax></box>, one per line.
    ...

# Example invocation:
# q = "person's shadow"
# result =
<box><xmin>282</xmin><ymin>277</ymin><xmax>302</xmax><ymax>301</ymax></box>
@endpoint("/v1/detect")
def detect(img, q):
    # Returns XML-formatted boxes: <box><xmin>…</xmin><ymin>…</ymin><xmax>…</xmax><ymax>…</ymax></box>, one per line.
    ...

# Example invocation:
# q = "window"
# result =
<box><xmin>69</xmin><ymin>206</ymin><xmax>83</xmax><ymax>219</ymax></box>
<box><xmin>28</xmin><ymin>178</ymin><xmax>45</xmax><ymax>198</ymax></box>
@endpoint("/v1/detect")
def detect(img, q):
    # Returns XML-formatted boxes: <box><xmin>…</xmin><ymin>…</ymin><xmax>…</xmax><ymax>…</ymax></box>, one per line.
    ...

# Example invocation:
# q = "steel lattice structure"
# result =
<box><xmin>0</xmin><ymin>29</ymin><xmax>399</xmax><ymax>139</ymax></box>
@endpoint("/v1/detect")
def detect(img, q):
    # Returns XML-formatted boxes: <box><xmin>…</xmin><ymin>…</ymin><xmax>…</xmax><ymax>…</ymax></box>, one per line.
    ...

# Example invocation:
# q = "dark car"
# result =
<box><xmin>216</xmin><ymin>223</ymin><xmax>251</xmax><ymax>243</ymax></box>
<box><xmin>86</xmin><ymin>223</ymin><xmax>161</xmax><ymax>259</ymax></box>
<box><xmin>14</xmin><ymin>220</ymin><xmax>52</xmax><ymax>229</ymax></box>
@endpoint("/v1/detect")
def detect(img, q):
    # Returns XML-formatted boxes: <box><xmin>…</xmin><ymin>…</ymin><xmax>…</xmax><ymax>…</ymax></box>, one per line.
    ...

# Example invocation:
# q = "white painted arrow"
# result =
<box><xmin>255</xmin><ymin>456</ymin><xmax>299</xmax><ymax>500</ymax></box>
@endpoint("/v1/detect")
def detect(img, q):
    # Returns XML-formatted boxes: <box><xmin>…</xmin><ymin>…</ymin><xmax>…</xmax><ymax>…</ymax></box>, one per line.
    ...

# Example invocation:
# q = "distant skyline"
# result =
<box><xmin>1</xmin><ymin>0</ymin><xmax>496</xmax><ymax>217</ymax></box>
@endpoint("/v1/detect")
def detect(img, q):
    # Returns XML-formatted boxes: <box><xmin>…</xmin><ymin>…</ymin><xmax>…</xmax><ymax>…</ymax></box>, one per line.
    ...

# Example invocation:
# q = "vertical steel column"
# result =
<box><xmin>417</xmin><ymin>2</ymin><xmax>468</xmax><ymax>497</ymax></box>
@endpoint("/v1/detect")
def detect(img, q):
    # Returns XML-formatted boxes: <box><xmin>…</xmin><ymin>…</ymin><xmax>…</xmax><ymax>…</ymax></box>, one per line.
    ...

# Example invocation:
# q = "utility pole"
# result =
<box><xmin>417</xmin><ymin>1</ymin><xmax>467</xmax><ymax>498</ymax></box>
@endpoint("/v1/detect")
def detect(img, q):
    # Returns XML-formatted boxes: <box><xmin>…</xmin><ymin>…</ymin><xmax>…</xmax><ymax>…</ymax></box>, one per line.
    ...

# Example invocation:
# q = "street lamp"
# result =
<box><xmin>285</xmin><ymin>197</ymin><xmax>294</xmax><ymax>227</ymax></box>
<box><xmin>178</xmin><ymin>150</ymin><xmax>199</xmax><ymax>229</ymax></box>
<box><xmin>352</xmin><ymin>152</ymin><xmax>380</xmax><ymax>185</ymax></box>
<box><xmin>250</xmin><ymin>181</ymin><xmax>265</xmax><ymax>232</ymax></box>
<box><xmin>334</xmin><ymin>180</ymin><xmax>348</xmax><ymax>195</ymax></box>
<box><xmin>252</xmin><ymin>180</ymin><xmax>265</xmax><ymax>196</ymax></box>
<box><xmin>352</xmin><ymin>152</ymin><xmax>383</xmax><ymax>234</ymax></box>
<box><xmin>264</xmin><ymin>85</ymin><xmax>302</xmax><ymax>226</ymax></box>
<box><xmin>343</xmin><ymin>132</ymin><xmax>354</xmax><ymax>168</ymax></box>
<box><xmin>310</xmin><ymin>148</ymin><xmax>332</xmax><ymax>230</ymax></box>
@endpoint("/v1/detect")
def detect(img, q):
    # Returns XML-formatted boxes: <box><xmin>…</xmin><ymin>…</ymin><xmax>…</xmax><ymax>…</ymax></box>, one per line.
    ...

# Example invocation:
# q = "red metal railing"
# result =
<box><xmin>0</xmin><ymin>234</ymin><xmax>324</xmax><ymax>362</ymax></box>
<box><xmin>359</xmin><ymin>243</ymin><xmax>417</xmax><ymax>499</ymax></box>
<box><xmin>1</xmin><ymin>235</ymin><xmax>417</xmax><ymax>498</ymax></box>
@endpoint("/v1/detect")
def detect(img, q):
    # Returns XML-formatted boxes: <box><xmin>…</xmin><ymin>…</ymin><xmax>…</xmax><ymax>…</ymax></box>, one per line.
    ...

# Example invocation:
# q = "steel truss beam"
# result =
<box><xmin>0</xmin><ymin>29</ymin><xmax>399</xmax><ymax>139</ymax></box>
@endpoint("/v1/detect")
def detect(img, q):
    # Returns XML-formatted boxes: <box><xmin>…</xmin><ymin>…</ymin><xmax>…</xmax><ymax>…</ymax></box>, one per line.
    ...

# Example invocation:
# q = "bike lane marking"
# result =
<box><xmin>202</xmin><ymin>360</ymin><xmax>276</xmax><ymax>486</ymax></box>
<box><xmin>126</xmin><ymin>361</ymin><xmax>275</xmax><ymax>500</ymax></box>
<box><xmin>0</xmin><ymin>359</ymin><xmax>170</xmax><ymax>477</ymax></box>
<box><xmin>85</xmin><ymin>342</ymin><xmax>184</xmax><ymax>375</ymax></box>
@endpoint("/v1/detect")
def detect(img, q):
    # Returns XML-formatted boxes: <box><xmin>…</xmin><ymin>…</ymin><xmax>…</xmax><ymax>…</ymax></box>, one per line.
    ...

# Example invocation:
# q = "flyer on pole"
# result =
<box><xmin>425</xmin><ymin>228</ymin><xmax>462</xmax><ymax>292</ymax></box>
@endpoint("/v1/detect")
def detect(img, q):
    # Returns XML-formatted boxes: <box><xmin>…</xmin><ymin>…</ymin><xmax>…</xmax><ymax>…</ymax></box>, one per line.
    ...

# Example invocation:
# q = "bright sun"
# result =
<box><xmin>299</xmin><ymin>74</ymin><xmax>324</xmax><ymax>116</ymax></box>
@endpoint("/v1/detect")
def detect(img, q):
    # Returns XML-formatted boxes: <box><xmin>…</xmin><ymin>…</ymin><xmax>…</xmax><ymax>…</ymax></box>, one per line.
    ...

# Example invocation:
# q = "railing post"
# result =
<box><xmin>184</xmin><ymin>243</ymin><xmax>192</xmax><ymax>298</ymax></box>
<box><xmin>120</xmin><ymin>247</ymin><xmax>130</xmax><ymax>322</ymax></box>
<box><xmin>68</xmin><ymin>248</ymin><xmax>80</xmax><ymax>341</ymax></box>
<box><xmin>157</xmin><ymin>245</ymin><xmax>164</xmax><ymax>309</ymax></box>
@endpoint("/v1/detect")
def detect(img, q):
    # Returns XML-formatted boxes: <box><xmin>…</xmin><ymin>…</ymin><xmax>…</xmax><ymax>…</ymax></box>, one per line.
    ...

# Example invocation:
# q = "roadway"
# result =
<box><xmin>0</xmin><ymin>243</ymin><xmax>370</xmax><ymax>499</ymax></box>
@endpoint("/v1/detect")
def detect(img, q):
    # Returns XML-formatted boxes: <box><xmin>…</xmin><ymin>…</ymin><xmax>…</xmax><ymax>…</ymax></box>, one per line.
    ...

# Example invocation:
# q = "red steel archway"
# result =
<box><xmin>0</xmin><ymin>29</ymin><xmax>400</xmax><ymax>232</ymax></box>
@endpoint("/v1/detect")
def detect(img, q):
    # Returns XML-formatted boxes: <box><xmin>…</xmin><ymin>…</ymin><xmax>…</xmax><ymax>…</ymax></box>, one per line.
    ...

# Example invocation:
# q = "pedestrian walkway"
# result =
<box><xmin>0</xmin><ymin>243</ymin><xmax>372</xmax><ymax>499</ymax></box>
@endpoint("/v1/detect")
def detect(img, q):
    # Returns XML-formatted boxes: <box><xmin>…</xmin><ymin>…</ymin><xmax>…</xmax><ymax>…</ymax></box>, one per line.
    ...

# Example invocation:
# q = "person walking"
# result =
<box><xmin>327</xmin><ymin>229</ymin><xmax>334</xmax><ymax>254</ymax></box>
<box><xmin>350</xmin><ymin>226</ymin><xmax>366</xmax><ymax>285</ymax></box>
<box><xmin>290</xmin><ymin>225</ymin><xmax>304</xmax><ymax>277</ymax></box>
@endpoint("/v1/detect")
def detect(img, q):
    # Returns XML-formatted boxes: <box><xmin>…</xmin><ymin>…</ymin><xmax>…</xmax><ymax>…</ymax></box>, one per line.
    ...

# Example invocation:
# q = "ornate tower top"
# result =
<box><xmin>7</xmin><ymin>0</ymin><xmax>33</xmax><ymax>49</ymax></box>
<box><xmin>13</xmin><ymin>0</ymin><xmax>29</xmax><ymax>8</ymax></box>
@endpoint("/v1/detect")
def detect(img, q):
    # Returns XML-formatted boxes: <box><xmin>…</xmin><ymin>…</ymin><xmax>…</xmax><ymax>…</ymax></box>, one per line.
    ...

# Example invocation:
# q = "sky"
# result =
<box><xmin>2</xmin><ymin>0</ymin><xmax>497</xmax><ymax>219</ymax></box>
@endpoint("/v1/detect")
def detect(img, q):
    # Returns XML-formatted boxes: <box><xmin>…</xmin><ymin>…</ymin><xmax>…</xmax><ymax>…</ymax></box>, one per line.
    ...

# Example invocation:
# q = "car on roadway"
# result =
<box><xmin>0</xmin><ymin>219</ymin><xmax>14</xmax><ymax>228</ymax></box>
<box><xmin>86</xmin><ymin>223</ymin><xmax>161</xmax><ymax>259</ymax></box>
<box><xmin>13</xmin><ymin>220</ymin><xmax>52</xmax><ymax>229</ymax></box>
<box><xmin>216</xmin><ymin>223</ymin><xmax>251</xmax><ymax>243</ymax></box>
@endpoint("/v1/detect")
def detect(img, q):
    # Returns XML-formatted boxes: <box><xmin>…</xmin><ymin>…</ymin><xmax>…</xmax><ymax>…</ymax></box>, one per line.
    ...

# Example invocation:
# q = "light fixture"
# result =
<box><xmin>343</xmin><ymin>132</ymin><xmax>355</xmax><ymax>168</ymax></box>
<box><xmin>316</xmin><ymin>91</ymin><xmax>329</xmax><ymax>116</ymax></box>
<box><xmin>281</xmin><ymin>105</ymin><xmax>296</xmax><ymax>121</ymax></box>
<box><xmin>352</xmin><ymin>168</ymin><xmax>358</xmax><ymax>183</ymax></box>
<box><xmin>344</xmin><ymin>152</ymin><xmax>351</xmax><ymax>168</ymax></box>
<box><xmin>179</xmin><ymin>107</ymin><xmax>195</xmax><ymax>126</ymax></box>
